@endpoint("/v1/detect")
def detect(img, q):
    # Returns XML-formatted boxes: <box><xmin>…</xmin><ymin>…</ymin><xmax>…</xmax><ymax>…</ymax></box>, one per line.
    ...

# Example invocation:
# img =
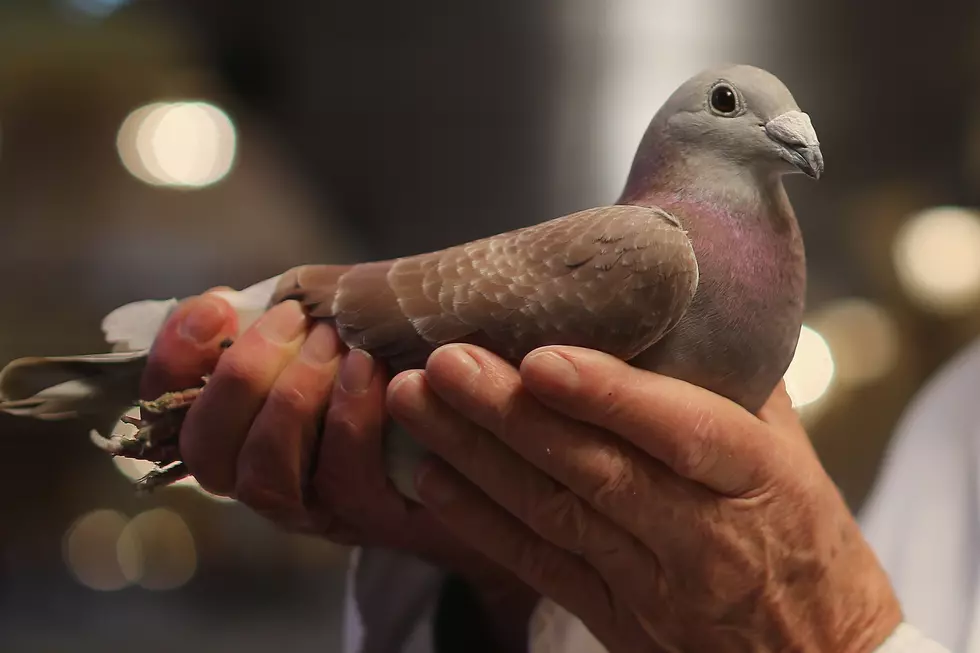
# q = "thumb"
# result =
<box><xmin>140</xmin><ymin>292</ymin><xmax>238</xmax><ymax>399</ymax></box>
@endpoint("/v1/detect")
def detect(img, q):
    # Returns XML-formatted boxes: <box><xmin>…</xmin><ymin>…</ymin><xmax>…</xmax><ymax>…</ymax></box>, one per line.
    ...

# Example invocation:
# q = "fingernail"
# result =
<box><xmin>415</xmin><ymin>460</ymin><xmax>455</xmax><ymax>506</ymax></box>
<box><xmin>178</xmin><ymin>295</ymin><xmax>227</xmax><ymax>343</ymax></box>
<box><xmin>257</xmin><ymin>301</ymin><xmax>307</xmax><ymax>344</ymax></box>
<box><xmin>525</xmin><ymin>350</ymin><xmax>578</xmax><ymax>384</ymax></box>
<box><xmin>340</xmin><ymin>348</ymin><xmax>375</xmax><ymax>394</ymax></box>
<box><xmin>388</xmin><ymin>370</ymin><xmax>424</xmax><ymax>404</ymax></box>
<box><xmin>300</xmin><ymin>322</ymin><xmax>340</xmax><ymax>364</ymax></box>
<box><xmin>436</xmin><ymin>344</ymin><xmax>480</xmax><ymax>378</ymax></box>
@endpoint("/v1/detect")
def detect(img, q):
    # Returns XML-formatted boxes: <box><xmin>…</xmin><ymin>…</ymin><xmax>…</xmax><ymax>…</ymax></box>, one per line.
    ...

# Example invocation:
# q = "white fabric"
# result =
<box><xmin>527</xmin><ymin>598</ymin><xmax>606</xmax><ymax>653</ymax></box>
<box><xmin>861</xmin><ymin>337</ymin><xmax>980</xmax><ymax>652</ymax></box>
<box><xmin>875</xmin><ymin>624</ymin><xmax>953</xmax><ymax>653</ymax></box>
<box><xmin>522</xmin><ymin>607</ymin><xmax>950</xmax><ymax>653</ymax></box>
<box><xmin>343</xmin><ymin>548</ymin><xmax>365</xmax><ymax>653</ymax></box>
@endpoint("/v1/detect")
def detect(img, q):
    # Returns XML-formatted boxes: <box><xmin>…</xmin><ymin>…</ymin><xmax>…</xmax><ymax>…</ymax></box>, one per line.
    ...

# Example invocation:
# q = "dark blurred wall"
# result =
<box><xmin>168</xmin><ymin>0</ymin><xmax>565</xmax><ymax>259</ymax></box>
<box><xmin>767</xmin><ymin>1</ymin><xmax>980</xmax><ymax>504</ymax></box>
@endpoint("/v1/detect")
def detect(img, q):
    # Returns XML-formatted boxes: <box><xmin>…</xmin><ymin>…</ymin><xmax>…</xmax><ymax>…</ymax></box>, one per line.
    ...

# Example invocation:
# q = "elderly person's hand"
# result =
<box><xmin>387</xmin><ymin>343</ymin><xmax>904</xmax><ymax>653</ymax></box>
<box><xmin>140</xmin><ymin>292</ymin><xmax>536</xmax><ymax>646</ymax></box>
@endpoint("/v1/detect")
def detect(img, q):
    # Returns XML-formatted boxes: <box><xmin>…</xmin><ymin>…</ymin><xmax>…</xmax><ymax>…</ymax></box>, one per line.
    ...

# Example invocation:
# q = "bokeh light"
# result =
<box><xmin>893</xmin><ymin>206</ymin><xmax>980</xmax><ymax>314</ymax></box>
<box><xmin>66</xmin><ymin>0</ymin><xmax>132</xmax><ymax>18</ymax></box>
<box><xmin>811</xmin><ymin>298</ymin><xmax>900</xmax><ymax>388</ymax></box>
<box><xmin>63</xmin><ymin>509</ymin><xmax>132</xmax><ymax>591</ymax></box>
<box><xmin>117</xmin><ymin>101</ymin><xmax>237</xmax><ymax>189</ymax></box>
<box><xmin>119</xmin><ymin>509</ymin><xmax>197</xmax><ymax>590</ymax></box>
<box><xmin>784</xmin><ymin>325</ymin><xmax>836</xmax><ymax>408</ymax></box>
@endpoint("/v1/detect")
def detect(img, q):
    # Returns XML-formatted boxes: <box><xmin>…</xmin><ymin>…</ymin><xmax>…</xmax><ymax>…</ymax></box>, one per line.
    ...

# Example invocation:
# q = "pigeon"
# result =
<box><xmin>0</xmin><ymin>64</ymin><xmax>821</xmax><ymax>495</ymax></box>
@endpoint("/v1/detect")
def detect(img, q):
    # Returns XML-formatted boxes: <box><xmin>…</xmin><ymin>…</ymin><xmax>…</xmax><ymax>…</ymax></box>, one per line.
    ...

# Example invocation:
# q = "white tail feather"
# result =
<box><xmin>1</xmin><ymin>275</ymin><xmax>284</xmax><ymax>421</ymax></box>
<box><xmin>100</xmin><ymin>275</ymin><xmax>283</xmax><ymax>353</ymax></box>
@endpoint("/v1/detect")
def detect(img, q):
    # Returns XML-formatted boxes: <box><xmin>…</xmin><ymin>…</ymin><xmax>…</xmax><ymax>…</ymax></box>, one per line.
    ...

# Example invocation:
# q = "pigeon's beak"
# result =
<box><xmin>765</xmin><ymin>110</ymin><xmax>823</xmax><ymax>180</ymax></box>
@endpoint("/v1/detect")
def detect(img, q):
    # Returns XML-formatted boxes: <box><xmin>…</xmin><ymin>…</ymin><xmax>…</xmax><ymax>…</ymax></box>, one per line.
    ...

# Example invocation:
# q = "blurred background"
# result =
<box><xmin>0</xmin><ymin>0</ymin><xmax>977</xmax><ymax>650</ymax></box>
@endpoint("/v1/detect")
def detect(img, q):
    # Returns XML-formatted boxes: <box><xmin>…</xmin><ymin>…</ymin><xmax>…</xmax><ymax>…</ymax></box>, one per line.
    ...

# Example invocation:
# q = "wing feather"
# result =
<box><xmin>271</xmin><ymin>205</ymin><xmax>698</xmax><ymax>373</ymax></box>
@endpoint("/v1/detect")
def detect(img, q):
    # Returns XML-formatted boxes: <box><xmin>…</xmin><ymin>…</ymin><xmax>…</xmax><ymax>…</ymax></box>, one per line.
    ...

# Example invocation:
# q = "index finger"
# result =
<box><xmin>519</xmin><ymin>346</ymin><xmax>782</xmax><ymax>496</ymax></box>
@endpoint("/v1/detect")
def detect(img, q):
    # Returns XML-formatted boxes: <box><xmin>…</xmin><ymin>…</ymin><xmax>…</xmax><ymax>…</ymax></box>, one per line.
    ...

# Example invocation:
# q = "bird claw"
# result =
<box><xmin>90</xmin><ymin>335</ymin><xmax>235</xmax><ymax>493</ymax></box>
<box><xmin>92</xmin><ymin>374</ymin><xmax>217</xmax><ymax>492</ymax></box>
<box><xmin>135</xmin><ymin>462</ymin><xmax>190</xmax><ymax>494</ymax></box>
<box><xmin>137</xmin><ymin>384</ymin><xmax>205</xmax><ymax>417</ymax></box>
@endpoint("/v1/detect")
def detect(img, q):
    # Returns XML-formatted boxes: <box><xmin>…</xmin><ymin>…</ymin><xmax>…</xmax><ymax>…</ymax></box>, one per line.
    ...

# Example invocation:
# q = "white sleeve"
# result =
<box><xmin>528</xmin><ymin>598</ymin><xmax>607</xmax><ymax>653</ymax></box>
<box><xmin>875</xmin><ymin>624</ymin><xmax>952</xmax><ymax>653</ymax></box>
<box><xmin>525</xmin><ymin>601</ymin><xmax>953</xmax><ymax>653</ymax></box>
<box><xmin>859</xmin><ymin>338</ymin><xmax>980</xmax><ymax>649</ymax></box>
<box><xmin>341</xmin><ymin>547</ymin><xmax>445</xmax><ymax>653</ymax></box>
<box><xmin>342</xmin><ymin>548</ymin><xmax>366</xmax><ymax>653</ymax></box>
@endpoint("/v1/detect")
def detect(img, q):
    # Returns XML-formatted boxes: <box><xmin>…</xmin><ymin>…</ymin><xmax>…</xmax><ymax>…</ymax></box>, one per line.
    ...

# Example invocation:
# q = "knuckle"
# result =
<box><xmin>215</xmin><ymin>352</ymin><xmax>264</xmax><ymax>389</ymax></box>
<box><xmin>267</xmin><ymin>383</ymin><xmax>312</xmax><ymax>417</ymax></box>
<box><xmin>322</xmin><ymin>409</ymin><xmax>360</xmax><ymax>442</ymax></box>
<box><xmin>235</xmin><ymin>452</ymin><xmax>306</xmax><ymax>527</ymax></box>
<box><xmin>514</xmin><ymin>539</ymin><xmax>559</xmax><ymax>585</ymax></box>
<box><xmin>239</xmin><ymin>487</ymin><xmax>306</xmax><ymax>531</ymax></box>
<box><xmin>589</xmin><ymin>444</ymin><xmax>635</xmax><ymax>509</ymax></box>
<box><xmin>526</xmin><ymin>489</ymin><xmax>590</xmax><ymax>551</ymax></box>
<box><xmin>236</xmin><ymin>476</ymin><xmax>290</xmax><ymax>513</ymax></box>
<box><xmin>235</xmin><ymin>475</ymin><xmax>276</xmax><ymax>511</ymax></box>
<box><xmin>671</xmin><ymin>408</ymin><xmax>718</xmax><ymax>477</ymax></box>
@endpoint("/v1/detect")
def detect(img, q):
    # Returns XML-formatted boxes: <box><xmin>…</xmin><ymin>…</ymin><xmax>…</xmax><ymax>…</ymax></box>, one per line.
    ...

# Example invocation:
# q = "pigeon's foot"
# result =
<box><xmin>90</xmin><ymin>337</ymin><xmax>234</xmax><ymax>493</ymax></box>
<box><xmin>90</xmin><ymin>385</ymin><xmax>204</xmax><ymax>492</ymax></box>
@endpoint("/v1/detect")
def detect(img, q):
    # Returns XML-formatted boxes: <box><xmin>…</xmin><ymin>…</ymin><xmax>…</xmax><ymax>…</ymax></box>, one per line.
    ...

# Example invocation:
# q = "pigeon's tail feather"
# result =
<box><xmin>1</xmin><ymin>274</ymin><xmax>285</xmax><ymax>423</ymax></box>
<box><xmin>0</xmin><ymin>351</ymin><xmax>148</xmax><ymax>421</ymax></box>
<box><xmin>102</xmin><ymin>299</ymin><xmax>180</xmax><ymax>352</ymax></box>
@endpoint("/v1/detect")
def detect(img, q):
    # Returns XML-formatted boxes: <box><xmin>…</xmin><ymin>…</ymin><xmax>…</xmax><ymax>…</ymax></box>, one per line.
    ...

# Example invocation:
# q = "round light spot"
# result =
<box><xmin>66</xmin><ymin>0</ymin><xmax>131</xmax><ymax>18</ymax></box>
<box><xmin>893</xmin><ymin>206</ymin><xmax>980</xmax><ymax>314</ymax></box>
<box><xmin>784</xmin><ymin>325</ymin><xmax>835</xmax><ymax>408</ymax></box>
<box><xmin>63</xmin><ymin>509</ymin><xmax>132</xmax><ymax>591</ymax></box>
<box><xmin>811</xmin><ymin>299</ymin><xmax>900</xmax><ymax>388</ymax></box>
<box><xmin>117</xmin><ymin>101</ymin><xmax>237</xmax><ymax>189</ymax></box>
<box><xmin>119</xmin><ymin>509</ymin><xmax>197</xmax><ymax>590</ymax></box>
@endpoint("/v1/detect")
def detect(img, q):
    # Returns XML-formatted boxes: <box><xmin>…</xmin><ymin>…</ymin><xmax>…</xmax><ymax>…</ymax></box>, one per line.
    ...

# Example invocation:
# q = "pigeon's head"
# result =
<box><xmin>658</xmin><ymin>64</ymin><xmax>823</xmax><ymax>180</ymax></box>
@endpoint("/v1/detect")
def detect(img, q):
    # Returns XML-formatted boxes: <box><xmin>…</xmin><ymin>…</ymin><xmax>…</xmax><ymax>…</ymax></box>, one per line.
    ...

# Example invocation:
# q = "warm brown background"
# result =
<box><xmin>2</xmin><ymin>1</ymin><xmax>978</xmax><ymax>650</ymax></box>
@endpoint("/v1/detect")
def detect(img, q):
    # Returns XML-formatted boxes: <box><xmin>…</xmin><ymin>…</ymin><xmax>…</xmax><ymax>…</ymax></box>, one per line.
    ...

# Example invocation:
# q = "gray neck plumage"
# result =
<box><xmin>616</xmin><ymin>126</ymin><xmax>808</xmax><ymax>413</ymax></box>
<box><xmin>617</xmin><ymin>120</ymin><xmax>805</xmax><ymax>278</ymax></box>
<box><xmin>619</xmin><ymin>133</ymin><xmax>804</xmax><ymax>290</ymax></box>
<box><xmin>619</xmin><ymin>124</ymin><xmax>796</xmax><ymax>232</ymax></box>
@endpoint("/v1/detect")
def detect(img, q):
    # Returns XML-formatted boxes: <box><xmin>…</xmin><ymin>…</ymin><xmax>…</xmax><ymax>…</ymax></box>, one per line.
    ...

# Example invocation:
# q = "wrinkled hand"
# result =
<box><xmin>141</xmin><ymin>294</ymin><xmax>527</xmax><ymax>606</ymax></box>
<box><xmin>388</xmin><ymin>344</ymin><xmax>904</xmax><ymax>653</ymax></box>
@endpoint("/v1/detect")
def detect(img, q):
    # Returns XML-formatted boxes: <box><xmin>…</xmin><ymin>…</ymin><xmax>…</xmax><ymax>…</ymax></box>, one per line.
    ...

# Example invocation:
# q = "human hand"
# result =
<box><xmin>141</xmin><ymin>294</ymin><xmax>523</xmax><ymax>593</ymax></box>
<box><xmin>387</xmin><ymin>344</ymin><xmax>904</xmax><ymax>653</ymax></box>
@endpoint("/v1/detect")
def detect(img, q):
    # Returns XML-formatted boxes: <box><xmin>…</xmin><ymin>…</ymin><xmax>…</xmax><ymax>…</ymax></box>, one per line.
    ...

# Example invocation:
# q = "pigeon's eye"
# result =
<box><xmin>709</xmin><ymin>84</ymin><xmax>738</xmax><ymax>115</ymax></box>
